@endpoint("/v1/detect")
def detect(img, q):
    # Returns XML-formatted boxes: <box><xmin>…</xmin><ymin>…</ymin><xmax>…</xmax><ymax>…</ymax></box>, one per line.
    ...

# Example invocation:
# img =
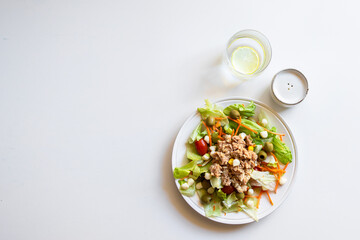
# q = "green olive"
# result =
<box><xmin>201</xmin><ymin>180</ymin><xmax>211</xmax><ymax>190</ymax></box>
<box><xmin>206</xmin><ymin>116</ymin><xmax>215</xmax><ymax>126</ymax></box>
<box><xmin>258</xmin><ymin>150</ymin><xmax>267</xmax><ymax>161</ymax></box>
<box><xmin>264</xmin><ymin>142</ymin><xmax>274</xmax><ymax>152</ymax></box>
<box><xmin>236</xmin><ymin>192</ymin><xmax>245</xmax><ymax>199</ymax></box>
<box><xmin>211</xmin><ymin>132</ymin><xmax>219</xmax><ymax>144</ymax></box>
<box><xmin>201</xmin><ymin>194</ymin><xmax>212</xmax><ymax>204</ymax></box>
<box><xmin>197</xmin><ymin>189</ymin><xmax>207</xmax><ymax>198</ymax></box>
<box><xmin>229</xmin><ymin>109</ymin><xmax>240</xmax><ymax>119</ymax></box>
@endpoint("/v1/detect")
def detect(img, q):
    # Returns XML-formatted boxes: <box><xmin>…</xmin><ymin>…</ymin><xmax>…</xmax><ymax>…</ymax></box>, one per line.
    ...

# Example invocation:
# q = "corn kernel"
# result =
<box><xmin>248</xmin><ymin>146</ymin><xmax>254</xmax><ymax>151</ymax></box>
<box><xmin>228</xmin><ymin>158</ymin><xmax>234</xmax><ymax>165</ymax></box>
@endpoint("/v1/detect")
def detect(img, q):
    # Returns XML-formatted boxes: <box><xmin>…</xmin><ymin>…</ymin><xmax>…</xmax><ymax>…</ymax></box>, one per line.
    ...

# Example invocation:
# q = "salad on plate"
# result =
<box><xmin>173</xmin><ymin>100</ymin><xmax>293</xmax><ymax>221</ymax></box>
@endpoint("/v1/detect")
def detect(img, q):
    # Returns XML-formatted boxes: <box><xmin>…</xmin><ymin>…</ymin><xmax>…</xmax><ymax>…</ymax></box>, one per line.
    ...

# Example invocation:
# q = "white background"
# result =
<box><xmin>0</xmin><ymin>0</ymin><xmax>359</xmax><ymax>239</ymax></box>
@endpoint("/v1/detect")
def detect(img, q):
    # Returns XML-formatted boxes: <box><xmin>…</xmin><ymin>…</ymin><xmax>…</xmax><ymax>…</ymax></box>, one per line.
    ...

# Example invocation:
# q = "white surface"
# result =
<box><xmin>0</xmin><ymin>0</ymin><xmax>359</xmax><ymax>239</ymax></box>
<box><xmin>172</xmin><ymin>98</ymin><xmax>297</xmax><ymax>224</ymax></box>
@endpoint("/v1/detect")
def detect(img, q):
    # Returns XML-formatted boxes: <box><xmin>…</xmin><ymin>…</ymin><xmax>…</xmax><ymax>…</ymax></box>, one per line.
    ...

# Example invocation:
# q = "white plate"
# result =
<box><xmin>172</xmin><ymin>97</ymin><xmax>298</xmax><ymax>224</ymax></box>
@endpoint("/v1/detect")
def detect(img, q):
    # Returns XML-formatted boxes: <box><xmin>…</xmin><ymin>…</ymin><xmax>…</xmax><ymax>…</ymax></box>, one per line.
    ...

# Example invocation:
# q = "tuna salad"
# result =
<box><xmin>173</xmin><ymin>100</ymin><xmax>293</xmax><ymax>221</ymax></box>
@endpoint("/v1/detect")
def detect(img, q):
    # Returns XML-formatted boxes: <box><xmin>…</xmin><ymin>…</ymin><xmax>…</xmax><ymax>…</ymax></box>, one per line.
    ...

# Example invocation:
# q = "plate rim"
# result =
<box><xmin>171</xmin><ymin>96</ymin><xmax>298</xmax><ymax>224</ymax></box>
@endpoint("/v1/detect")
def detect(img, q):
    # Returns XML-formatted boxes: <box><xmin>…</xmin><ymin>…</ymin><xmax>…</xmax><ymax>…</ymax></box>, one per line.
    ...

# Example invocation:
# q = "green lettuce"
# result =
<box><xmin>197</xmin><ymin>100</ymin><xmax>228</xmax><ymax>125</ymax></box>
<box><xmin>241</xmin><ymin>119</ymin><xmax>264</xmax><ymax>132</ymax></box>
<box><xmin>178</xmin><ymin>180</ymin><xmax>196</xmax><ymax>197</ymax></box>
<box><xmin>240</xmin><ymin>203</ymin><xmax>258</xmax><ymax>222</ymax></box>
<box><xmin>203</xmin><ymin>195</ymin><xmax>222</xmax><ymax>217</ymax></box>
<box><xmin>223</xmin><ymin>201</ymin><xmax>241</xmax><ymax>213</ymax></box>
<box><xmin>199</xmin><ymin>161</ymin><xmax>211</xmax><ymax>173</ymax></box>
<box><xmin>216</xmin><ymin>189</ymin><xmax>227</xmax><ymax>201</ymax></box>
<box><xmin>210</xmin><ymin>177</ymin><xmax>222</xmax><ymax>189</ymax></box>
<box><xmin>223</xmin><ymin>101</ymin><xmax>256</xmax><ymax>117</ymax></box>
<box><xmin>250</xmin><ymin>170</ymin><xmax>277</xmax><ymax>191</ymax></box>
<box><xmin>173</xmin><ymin>160</ymin><xmax>197</xmax><ymax>179</ymax></box>
<box><xmin>188</xmin><ymin>123</ymin><xmax>207</xmax><ymax>144</ymax></box>
<box><xmin>186</xmin><ymin>143</ymin><xmax>202</xmax><ymax>161</ymax></box>
<box><xmin>272</xmin><ymin>136</ymin><xmax>292</xmax><ymax>164</ymax></box>
<box><xmin>257</xmin><ymin>110</ymin><xmax>270</xmax><ymax>128</ymax></box>
<box><xmin>222</xmin><ymin>192</ymin><xmax>238</xmax><ymax>209</ymax></box>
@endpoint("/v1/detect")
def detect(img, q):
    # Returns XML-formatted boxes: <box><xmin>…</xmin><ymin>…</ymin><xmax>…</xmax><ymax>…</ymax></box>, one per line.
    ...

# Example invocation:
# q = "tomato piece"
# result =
<box><xmin>194</xmin><ymin>139</ymin><xmax>208</xmax><ymax>155</ymax></box>
<box><xmin>221</xmin><ymin>185</ymin><xmax>235</xmax><ymax>194</ymax></box>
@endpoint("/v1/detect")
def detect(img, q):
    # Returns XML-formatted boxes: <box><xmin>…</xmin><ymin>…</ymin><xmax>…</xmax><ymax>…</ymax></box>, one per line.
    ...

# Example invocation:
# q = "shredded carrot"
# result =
<box><xmin>234</xmin><ymin>116</ymin><xmax>242</xmax><ymax>135</ymax></box>
<box><xmin>266</xmin><ymin>191</ymin><xmax>273</xmax><ymax>205</ymax></box>
<box><xmin>283</xmin><ymin>162</ymin><xmax>289</xmax><ymax>170</ymax></box>
<box><xmin>231</xmin><ymin>129</ymin><xmax>234</xmax><ymax>137</ymax></box>
<box><xmin>257</xmin><ymin>121</ymin><xmax>286</xmax><ymax>136</ymax></box>
<box><xmin>202</xmin><ymin>121</ymin><xmax>212</xmax><ymax>146</ymax></box>
<box><xmin>245</xmin><ymin>195</ymin><xmax>258</xmax><ymax>198</ymax></box>
<box><xmin>213</xmin><ymin>205</ymin><xmax>215</xmax><ymax>211</ymax></box>
<box><xmin>258</xmin><ymin>166</ymin><xmax>285</xmax><ymax>173</ymax></box>
<box><xmin>256</xmin><ymin>191</ymin><xmax>263</xmax><ymax>208</ymax></box>
<box><xmin>179</xmin><ymin>175</ymin><xmax>189</xmax><ymax>180</ymax></box>
<box><xmin>214</xmin><ymin>117</ymin><xmax>225</xmax><ymax>120</ymax></box>
<box><xmin>263</xmin><ymin>128</ymin><xmax>285</xmax><ymax>136</ymax></box>
<box><xmin>227</xmin><ymin>116</ymin><xmax>240</xmax><ymax>123</ymax></box>
<box><xmin>224</xmin><ymin>212</ymin><xmax>226</xmax><ymax>216</ymax></box>
<box><xmin>215</xmin><ymin>122</ymin><xmax>221</xmax><ymax>128</ymax></box>
<box><xmin>270</xmin><ymin>152</ymin><xmax>280</xmax><ymax>169</ymax></box>
<box><xmin>240</xmin><ymin>123</ymin><xmax>258</xmax><ymax>134</ymax></box>
<box><xmin>280</xmin><ymin>135</ymin><xmax>283</xmax><ymax>141</ymax></box>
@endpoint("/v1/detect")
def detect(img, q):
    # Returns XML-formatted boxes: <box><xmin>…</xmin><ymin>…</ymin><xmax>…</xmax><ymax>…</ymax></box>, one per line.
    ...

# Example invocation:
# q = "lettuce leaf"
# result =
<box><xmin>240</xmin><ymin>203</ymin><xmax>259</xmax><ymax>222</ymax></box>
<box><xmin>250</xmin><ymin>170</ymin><xmax>277</xmax><ymax>191</ymax></box>
<box><xmin>223</xmin><ymin>201</ymin><xmax>241</xmax><ymax>213</ymax></box>
<box><xmin>222</xmin><ymin>192</ymin><xmax>238</xmax><ymax>209</ymax></box>
<box><xmin>204</xmin><ymin>195</ymin><xmax>222</xmax><ymax>217</ymax></box>
<box><xmin>216</xmin><ymin>189</ymin><xmax>227</xmax><ymax>201</ymax></box>
<box><xmin>188</xmin><ymin>123</ymin><xmax>207</xmax><ymax>144</ymax></box>
<box><xmin>210</xmin><ymin>177</ymin><xmax>222</xmax><ymax>189</ymax></box>
<box><xmin>257</xmin><ymin>110</ymin><xmax>270</xmax><ymax>128</ymax></box>
<box><xmin>197</xmin><ymin>100</ymin><xmax>228</xmax><ymax>125</ymax></box>
<box><xmin>223</xmin><ymin>101</ymin><xmax>256</xmax><ymax>117</ymax></box>
<box><xmin>241</xmin><ymin>119</ymin><xmax>264</xmax><ymax>133</ymax></box>
<box><xmin>199</xmin><ymin>161</ymin><xmax>211</xmax><ymax>173</ymax></box>
<box><xmin>178</xmin><ymin>181</ymin><xmax>196</xmax><ymax>197</ymax></box>
<box><xmin>186</xmin><ymin>143</ymin><xmax>202</xmax><ymax>161</ymax></box>
<box><xmin>173</xmin><ymin>160</ymin><xmax>197</xmax><ymax>179</ymax></box>
<box><xmin>272</xmin><ymin>136</ymin><xmax>292</xmax><ymax>164</ymax></box>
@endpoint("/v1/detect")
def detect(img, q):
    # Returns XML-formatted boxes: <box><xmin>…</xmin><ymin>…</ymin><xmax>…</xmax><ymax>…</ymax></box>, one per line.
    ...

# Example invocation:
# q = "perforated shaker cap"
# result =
<box><xmin>270</xmin><ymin>69</ymin><xmax>309</xmax><ymax>107</ymax></box>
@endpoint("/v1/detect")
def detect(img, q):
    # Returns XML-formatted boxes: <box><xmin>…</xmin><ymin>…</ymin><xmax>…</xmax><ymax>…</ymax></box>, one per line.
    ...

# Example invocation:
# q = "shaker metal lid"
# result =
<box><xmin>271</xmin><ymin>69</ymin><xmax>309</xmax><ymax>107</ymax></box>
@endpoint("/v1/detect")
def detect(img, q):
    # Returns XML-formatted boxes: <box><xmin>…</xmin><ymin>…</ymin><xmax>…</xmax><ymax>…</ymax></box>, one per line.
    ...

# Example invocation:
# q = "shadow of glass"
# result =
<box><xmin>161</xmin><ymin>133</ymin><xmax>253</xmax><ymax>231</ymax></box>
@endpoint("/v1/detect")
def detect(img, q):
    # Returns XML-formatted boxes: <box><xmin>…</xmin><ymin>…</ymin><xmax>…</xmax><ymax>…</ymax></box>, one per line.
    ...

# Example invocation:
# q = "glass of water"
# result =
<box><xmin>224</xmin><ymin>30</ymin><xmax>272</xmax><ymax>80</ymax></box>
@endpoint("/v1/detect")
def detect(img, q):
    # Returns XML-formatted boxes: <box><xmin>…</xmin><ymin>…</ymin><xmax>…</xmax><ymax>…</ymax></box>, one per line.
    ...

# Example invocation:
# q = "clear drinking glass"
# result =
<box><xmin>224</xmin><ymin>30</ymin><xmax>272</xmax><ymax>80</ymax></box>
